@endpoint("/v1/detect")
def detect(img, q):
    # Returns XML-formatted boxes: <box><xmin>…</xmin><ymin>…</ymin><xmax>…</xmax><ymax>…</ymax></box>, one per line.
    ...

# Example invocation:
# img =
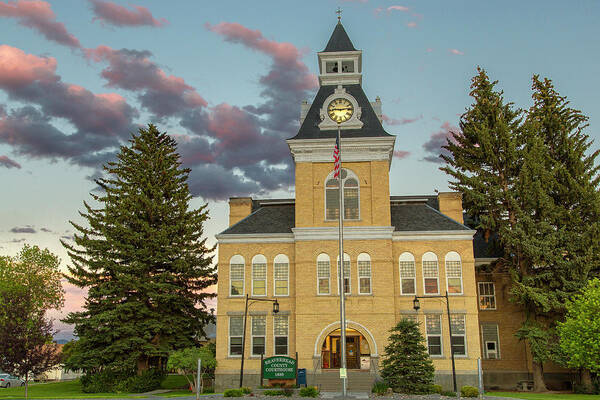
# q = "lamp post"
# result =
<box><xmin>412</xmin><ymin>291</ymin><xmax>457</xmax><ymax>393</ymax></box>
<box><xmin>239</xmin><ymin>294</ymin><xmax>280</xmax><ymax>388</ymax></box>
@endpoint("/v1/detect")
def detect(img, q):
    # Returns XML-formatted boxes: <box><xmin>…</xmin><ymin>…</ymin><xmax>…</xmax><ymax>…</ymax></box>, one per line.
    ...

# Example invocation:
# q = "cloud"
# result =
<box><xmin>426</xmin><ymin>48</ymin><xmax>433</xmax><ymax>53</ymax></box>
<box><xmin>0</xmin><ymin>0</ymin><xmax>81</xmax><ymax>48</ymax></box>
<box><xmin>375</xmin><ymin>5</ymin><xmax>409</xmax><ymax>15</ymax></box>
<box><xmin>422</xmin><ymin>121</ymin><xmax>460</xmax><ymax>163</ymax></box>
<box><xmin>393</xmin><ymin>150</ymin><xmax>410</xmax><ymax>159</ymax></box>
<box><xmin>406</xmin><ymin>21</ymin><xmax>417</xmax><ymax>28</ymax></box>
<box><xmin>61</xmin><ymin>235</ymin><xmax>74</xmax><ymax>241</ymax></box>
<box><xmin>382</xmin><ymin>114</ymin><xmax>423</xmax><ymax>126</ymax></box>
<box><xmin>9</xmin><ymin>238</ymin><xmax>26</xmax><ymax>243</ymax></box>
<box><xmin>10</xmin><ymin>225</ymin><xmax>36</xmax><ymax>233</ymax></box>
<box><xmin>85</xmin><ymin>46</ymin><xmax>207</xmax><ymax>118</ymax></box>
<box><xmin>89</xmin><ymin>0</ymin><xmax>167</xmax><ymax>27</ymax></box>
<box><xmin>0</xmin><ymin>155</ymin><xmax>20</xmax><ymax>168</ymax></box>
<box><xmin>449</xmin><ymin>48</ymin><xmax>464</xmax><ymax>56</ymax></box>
<box><xmin>40</xmin><ymin>227</ymin><xmax>52</xmax><ymax>232</ymax></box>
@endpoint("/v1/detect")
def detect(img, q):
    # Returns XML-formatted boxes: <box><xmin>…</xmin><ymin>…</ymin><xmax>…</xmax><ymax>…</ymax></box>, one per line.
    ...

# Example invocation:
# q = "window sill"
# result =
<box><xmin>479</xmin><ymin>308</ymin><xmax>498</xmax><ymax>311</ymax></box>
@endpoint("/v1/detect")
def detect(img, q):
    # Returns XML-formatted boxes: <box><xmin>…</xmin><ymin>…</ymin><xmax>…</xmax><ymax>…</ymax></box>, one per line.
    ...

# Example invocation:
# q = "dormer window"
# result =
<box><xmin>325</xmin><ymin>60</ymin><xmax>355</xmax><ymax>74</ymax></box>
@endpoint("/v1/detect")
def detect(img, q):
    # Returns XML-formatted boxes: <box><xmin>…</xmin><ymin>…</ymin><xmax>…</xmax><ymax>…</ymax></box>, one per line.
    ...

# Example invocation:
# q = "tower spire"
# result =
<box><xmin>336</xmin><ymin>7</ymin><xmax>342</xmax><ymax>23</ymax></box>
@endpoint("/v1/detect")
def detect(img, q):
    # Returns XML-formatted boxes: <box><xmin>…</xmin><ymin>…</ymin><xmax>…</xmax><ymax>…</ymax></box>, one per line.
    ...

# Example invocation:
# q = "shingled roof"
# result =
<box><xmin>289</xmin><ymin>84</ymin><xmax>393</xmax><ymax>140</ymax></box>
<box><xmin>219</xmin><ymin>197</ymin><xmax>469</xmax><ymax>235</ymax></box>
<box><xmin>323</xmin><ymin>22</ymin><xmax>356</xmax><ymax>52</ymax></box>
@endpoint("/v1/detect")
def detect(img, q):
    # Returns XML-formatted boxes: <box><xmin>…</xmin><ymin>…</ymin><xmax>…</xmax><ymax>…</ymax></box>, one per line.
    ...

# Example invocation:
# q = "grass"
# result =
<box><xmin>487</xmin><ymin>392</ymin><xmax>600</xmax><ymax>400</ymax></box>
<box><xmin>0</xmin><ymin>375</ymin><xmax>193</xmax><ymax>399</ymax></box>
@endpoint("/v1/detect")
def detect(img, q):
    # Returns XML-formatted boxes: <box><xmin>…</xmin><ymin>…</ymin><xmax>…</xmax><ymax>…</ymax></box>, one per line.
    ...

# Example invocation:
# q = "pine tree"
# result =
<box><xmin>380</xmin><ymin>319</ymin><xmax>435</xmax><ymax>394</ymax></box>
<box><xmin>63</xmin><ymin>124</ymin><xmax>216</xmax><ymax>377</ymax></box>
<box><xmin>442</xmin><ymin>69</ymin><xmax>600</xmax><ymax>391</ymax></box>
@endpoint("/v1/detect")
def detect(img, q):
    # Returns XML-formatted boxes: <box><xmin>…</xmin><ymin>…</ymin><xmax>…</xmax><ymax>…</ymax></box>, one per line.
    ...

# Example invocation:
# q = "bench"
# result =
<box><xmin>517</xmin><ymin>380</ymin><xmax>534</xmax><ymax>391</ymax></box>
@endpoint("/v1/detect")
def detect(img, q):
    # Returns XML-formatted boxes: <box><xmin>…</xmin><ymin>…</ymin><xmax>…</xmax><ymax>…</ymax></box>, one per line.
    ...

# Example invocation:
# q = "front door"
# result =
<box><xmin>321</xmin><ymin>332</ymin><xmax>362</xmax><ymax>369</ymax></box>
<box><xmin>346</xmin><ymin>337</ymin><xmax>359</xmax><ymax>369</ymax></box>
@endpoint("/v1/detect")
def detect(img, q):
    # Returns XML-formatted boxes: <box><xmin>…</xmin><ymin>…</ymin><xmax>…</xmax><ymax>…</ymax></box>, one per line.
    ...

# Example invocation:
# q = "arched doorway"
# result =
<box><xmin>321</xmin><ymin>328</ymin><xmax>371</xmax><ymax>370</ymax></box>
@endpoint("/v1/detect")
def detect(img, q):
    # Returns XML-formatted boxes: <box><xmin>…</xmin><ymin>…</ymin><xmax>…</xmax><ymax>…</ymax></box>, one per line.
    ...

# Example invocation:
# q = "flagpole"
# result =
<box><xmin>337</xmin><ymin>123</ymin><xmax>348</xmax><ymax>398</ymax></box>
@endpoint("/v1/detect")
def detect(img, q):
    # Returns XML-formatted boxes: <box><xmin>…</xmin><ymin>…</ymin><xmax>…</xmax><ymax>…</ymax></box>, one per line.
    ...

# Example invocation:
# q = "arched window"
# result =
<box><xmin>230</xmin><ymin>255</ymin><xmax>245</xmax><ymax>297</ymax></box>
<box><xmin>317</xmin><ymin>253</ymin><xmax>331</xmax><ymax>295</ymax></box>
<box><xmin>357</xmin><ymin>253</ymin><xmax>371</xmax><ymax>294</ymax></box>
<box><xmin>399</xmin><ymin>252</ymin><xmax>416</xmax><ymax>295</ymax></box>
<box><xmin>337</xmin><ymin>253</ymin><xmax>351</xmax><ymax>295</ymax></box>
<box><xmin>274</xmin><ymin>254</ymin><xmax>289</xmax><ymax>296</ymax></box>
<box><xmin>445</xmin><ymin>252</ymin><xmax>463</xmax><ymax>294</ymax></box>
<box><xmin>252</xmin><ymin>254</ymin><xmax>267</xmax><ymax>296</ymax></box>
<box><xmin>422</xmin><ymin>252</ymin><xmax>439</xmax><ymax>295</ymax></box>
<box><xmin>325</xmin><ymin>169</ymin><xmax>360</xmax><ymax>221</ymax></box>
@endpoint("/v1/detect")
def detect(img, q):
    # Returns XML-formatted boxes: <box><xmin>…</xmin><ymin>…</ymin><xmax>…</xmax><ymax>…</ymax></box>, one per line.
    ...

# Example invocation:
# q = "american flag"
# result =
<box><xmin>333</xmin><ymin>136</ymin><xmax>340</xmax><ymax>178</ymax></box>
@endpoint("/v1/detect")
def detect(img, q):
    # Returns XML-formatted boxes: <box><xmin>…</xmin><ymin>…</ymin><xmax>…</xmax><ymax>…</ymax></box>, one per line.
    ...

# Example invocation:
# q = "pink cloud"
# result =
<box><xmin>375</xmin><ymin>5</ymin><xmax>409</xmax><ymax>15</ymax></box>
<box><xmin>0</xmin><ymin>155</ymin><xmax>20</xmax><ymax>168</ymax></box>
<box><xmin>422</xmin><ymin>121</ymin><xmax>461</xmax><ymax>163</ymax></box>
<box><xmin>0</xmin><ymin>0</ymin><xmax>81</xmax><ymax>48</ymax></box>
<box><xmin>407</xmin><ymin>21</ymin><xmax>417</xmax><ymax>28</ymax></box>
<box><xmin>0</xmin><ymin>44</ymin><xmax>57</xmax><ymax>88</ymax></box>
<box><xmin>426</xmin><ymin>48</ymin><xmax>433</xmax><ymax>53</ymax></box>
<box><xmin>382</xmin><ymin>113</ymin><xmax>423</xmax><ymax>126</ymax></box>
<box><xmin>393</xmin><ymin>150</ymin><xmax>410</xmax><ymax>159</ymax></box>
<box><xmin>90</xmin><ymin>0</ymin><xmax>167</xmax><ymax>27</ymax></box>
<box><xmin>449</xmin><ymin>48</ymin><xmax>464</xmax><ymax>56</ymax></box>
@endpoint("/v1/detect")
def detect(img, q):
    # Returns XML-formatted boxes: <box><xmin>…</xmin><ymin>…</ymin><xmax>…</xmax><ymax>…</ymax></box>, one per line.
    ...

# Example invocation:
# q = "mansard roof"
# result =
<box><xmin>323</xmin><ymin>22</ymin><xmax>356</xmax><ymax>52</ymax></box>
<box><xmin>289</xmin><ymin>84</ymin><xmax>392</xmax><ymax>140</ymax></box>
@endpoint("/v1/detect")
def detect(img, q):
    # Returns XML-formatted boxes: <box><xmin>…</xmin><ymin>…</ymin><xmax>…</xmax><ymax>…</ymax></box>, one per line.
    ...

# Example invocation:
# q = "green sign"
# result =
<box><xmin>263</xmin><ymin>356</ymin><xmax>296</xmax><ymax>379</ymax></box>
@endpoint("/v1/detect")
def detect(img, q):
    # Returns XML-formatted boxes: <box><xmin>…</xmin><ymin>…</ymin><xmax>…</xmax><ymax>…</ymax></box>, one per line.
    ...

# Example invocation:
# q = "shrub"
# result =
<box><xmin>371</xmin><ymin>381</ymin><xmax>389</xmax><ymax>395</ymax></box>
<box><xmin>299</xmin><ymin>386</ymin><xmax>319</xmax><ymax>397</ymax></box>
<box><xmin>241</xmin><ymin>387</ymin><xmax>252</xmax><ymax>394</ymax></box>
<box><xmin>440</xmin><ymin>390</ymin><xmax>456</xmax><ymax>397</ymax></box>
<box><xmin>202</xmin><ymin>387</ymin><xmax>215</xmax><ymax>394</ymax></box>
<box><xmin>429</xmin><ymin>384</ymin><xmax>443</xmax><ymax>394</ymax></box>
<box><xmin>460</xmin><ymin>385</ymin><xmax>478</xmax><ymax>397</ymax></box>
<box><xmin>223</xmin><ymin>388</ymin><xmax>243</xmax><ymax>397</ymax></box>
<box><xmin>263</xmin><ymin>389</ymin><xmax>285</xmax><ymax>396</ymax></box>
<box><xmin>126</xmin><ymin>369</ymin><xmax>166</xmax><ymax>393</ymax></box>
<box><xmin>81</xmin><ymin>368</ymin><xmax>165</xmax><ymax>393</ymax></box>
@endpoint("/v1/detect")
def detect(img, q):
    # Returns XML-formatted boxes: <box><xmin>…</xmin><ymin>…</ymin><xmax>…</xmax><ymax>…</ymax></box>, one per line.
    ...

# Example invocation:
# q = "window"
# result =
<box><xmin>481</xmin><ymin>323</ymin><xmax>500</xmax><ymax>359</ymax></box>
<box><xmin>325</xmin><ymin>169</ymin><xmax>360</xmax><ymax>221</ymax></box>
<box><xmin>252</xmin><ymin>255</ymin><xmax>267</xmax><ymax>296</ymax></box>
<box><xmin>402</xmin><ymin>314</ymin><xmax>418</xmax><ymax>324</ymax></box>
<box><xmin>274</xmin><ymin>315</ymin><xmax>289</xmax><ymax>355</ymax></box>
<box><xmin>326</xmin><ymin>61</ymin><xmax>338</xmax><ymax>73</ymax></box>
<box><xmin>399</xmin><ymin>252</ymin><xmax>416</xmax><ymax>295</ymax></box>
<box><xmin>445</xmin><ymin>252</ymin><xmax>463</xmax><ymax>294</ymax></box>
<box><xmin>230</xmin><ymin>255</ymin><xmax>245</xmax><ymax>297</ymax></box>
<box><xmin>337</xmin><ymin>253</ymin><xmax>351</xmax><ymax>295</ymax></box>
<box><xmin>251</xmin><ymin>316</ymin><xmax>266</xmax><ymax>356</ymax></box>
<box><xmin>357</xmin><ymin>253</ymin><xmax>371</xmax><ymax>294</ymax></box>
<box><xmin>341</xmin><ymin>60</ymin><xmax>354</xmax><ymax>73</ymax></box>
<box><xmin>317</xmin><ymin>253</ymin><xmax>331</xmax><ymax>295</ymax></box>
<box><xmin>422</xmin><ymin>252</ymin><xmax>439</xmax><ymax>295</ymax></box>
<box><xmin>229</xmin><ymin>316</ymin><xmax>243</xmax><ymax>356</ymax></box>
<box><xmin>426</xmin><ymin>314</ymin><xmax>442</xmax><ymax>356</ymax></box>
<box><xmin>450</xmin><ymin>315</ymin><xmax>467</xmax><ymax>356</ymax></box>
<box><xmin>478</xmin><ymin>282</ymin><xmax>496</xmax><ymax>310</ymax></box>
<box><xmin>274</xmin><ymin>254</ymin><xmax>289</xmax><ymax>296</ymax></box>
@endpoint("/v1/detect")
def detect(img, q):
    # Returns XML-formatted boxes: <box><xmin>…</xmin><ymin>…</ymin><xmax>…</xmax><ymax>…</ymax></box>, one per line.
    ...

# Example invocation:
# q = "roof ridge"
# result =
<box><xmin>423</xmin><ymin>203</ymin><xmax>473</xmax><ymax>230</ymax></box>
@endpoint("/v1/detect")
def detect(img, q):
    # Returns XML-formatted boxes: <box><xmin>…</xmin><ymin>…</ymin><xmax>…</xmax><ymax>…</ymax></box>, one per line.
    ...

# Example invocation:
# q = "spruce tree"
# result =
<box><xmin>380</xmin><ymin>319</ymin><xmax>434</xmax><ymax>394</ymax></box>
<box><xmin>63</xmin><ymin>124</ymin><xmax>216</xmax><ymax>377</ymax></box>
<box><xmin>442</xmin><ymin>69</ymin><xmax>600</xmax><ymax>391</ymax></box>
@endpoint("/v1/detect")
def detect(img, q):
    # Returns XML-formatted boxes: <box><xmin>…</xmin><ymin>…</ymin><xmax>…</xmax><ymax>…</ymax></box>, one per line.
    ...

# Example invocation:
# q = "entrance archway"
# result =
<box><xmin>313</xmin><ymin>321</ymin><xmax>378</xmax><ymax>372</ymax></box>
<box><xmin>321</xmin><ymin>328</ymin><xmax>370</xmax><ymax>369</ymax></box>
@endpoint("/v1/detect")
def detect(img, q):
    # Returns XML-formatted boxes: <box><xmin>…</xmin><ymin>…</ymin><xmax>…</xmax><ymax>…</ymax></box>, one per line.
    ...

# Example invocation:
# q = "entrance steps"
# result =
<box><xmin>315</xmin><ymin>370</ymin><xmax>374</xmax><ymax>392</ymax></box>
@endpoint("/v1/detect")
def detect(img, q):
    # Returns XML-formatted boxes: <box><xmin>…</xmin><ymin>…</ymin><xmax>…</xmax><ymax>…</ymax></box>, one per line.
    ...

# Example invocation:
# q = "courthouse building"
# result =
<box><xmin>214</xmin><ymin>22</ymin><xmax>571</xmax><ymax>391</ymax></box>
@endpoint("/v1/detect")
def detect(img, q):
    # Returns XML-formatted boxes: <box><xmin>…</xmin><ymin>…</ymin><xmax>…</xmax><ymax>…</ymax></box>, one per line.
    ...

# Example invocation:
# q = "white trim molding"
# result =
<box><xmin>287</xmin><ymin>136</ymin><xmax>396</xmax><ymax>165</ymax></box>
<box><xmin>392</xmin><ymin>230</ymin><xmax>476</xmax><ymax>241</ymax></box>
<box><xmin>216</xmin><ymin>233</ymin><xmax>294</xmax><ymax>244</ymax></box>
<box><xmin>293</xmin><ymin>226</ymin><xmax>395</xmax><ymax>241</ymax></box>
<box><xmin>313</xmin><ymin>319</ymin><xmax>378</xmax><ymax>357</ymax></box>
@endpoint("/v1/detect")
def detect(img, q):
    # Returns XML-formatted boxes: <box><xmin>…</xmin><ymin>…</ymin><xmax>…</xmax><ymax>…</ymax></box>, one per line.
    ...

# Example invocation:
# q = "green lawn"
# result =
<box><xmin>487</xmin><ymin>392</ymin><xmax>600</xmax><ymax>400</ymax></box>
<box><xmin>0</xmin><ymin>375</ymin><xmax>191</xmax><ymax>399</ymax></box>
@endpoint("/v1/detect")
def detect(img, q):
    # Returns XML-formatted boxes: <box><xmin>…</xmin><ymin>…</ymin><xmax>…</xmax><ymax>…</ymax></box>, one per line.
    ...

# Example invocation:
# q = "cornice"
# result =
<box><xmin>292</xmin><ymin>226</ymin><xmax>395</xmax><ymax>241</ymax></box>
<box><xmin>286</xmin><ymin>136</ymin><xmax>396</xmax><ymax>164</ymax></box>
<box><xmin>392</xmin><ymin>230</ymin><xmax>477</xmax><ymax>241</ymax></box>
<box><xmin>215</xmin><ymin>233</ymin><xmax>294</xmax><ymax>244</ymax></box>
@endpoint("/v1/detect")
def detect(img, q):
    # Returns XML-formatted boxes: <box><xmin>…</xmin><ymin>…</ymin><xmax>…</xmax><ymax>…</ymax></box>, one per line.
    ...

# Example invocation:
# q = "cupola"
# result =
<box><xmin>318</xmin><ymin>22</ymin><xmax>362</xmax><ymax>86</ymax></box>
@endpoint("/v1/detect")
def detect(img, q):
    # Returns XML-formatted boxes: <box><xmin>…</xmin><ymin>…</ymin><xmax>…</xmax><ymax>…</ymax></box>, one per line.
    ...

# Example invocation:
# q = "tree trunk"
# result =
<box><xmin>25</xmin><ymin>374</ymin><xmax>28</xmax><ymax>400</ymax></box>
<box><xmin>581</xmin><ymin>369</ymin><xmax>593</xmax><ymax>393</ymax></box>
<box><xmin>532</xmin><ymin>361</ymin><xmax>547</xmax><ymax>392</ymax></box>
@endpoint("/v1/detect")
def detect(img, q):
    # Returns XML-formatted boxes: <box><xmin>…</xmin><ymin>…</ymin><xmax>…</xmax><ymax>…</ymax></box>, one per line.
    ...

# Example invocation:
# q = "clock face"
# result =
<box><xmin>327</xmin><ymin>98</ymin><xmax>354</xmax><ymax>124</ymax></box>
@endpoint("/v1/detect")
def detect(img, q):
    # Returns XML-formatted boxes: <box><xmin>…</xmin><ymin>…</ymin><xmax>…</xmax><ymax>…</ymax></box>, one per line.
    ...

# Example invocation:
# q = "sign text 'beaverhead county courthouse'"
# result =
<box><xmin>214</xmin><ymin>21</ymin><xmax>573</xmax><ymax>392</ymax></box>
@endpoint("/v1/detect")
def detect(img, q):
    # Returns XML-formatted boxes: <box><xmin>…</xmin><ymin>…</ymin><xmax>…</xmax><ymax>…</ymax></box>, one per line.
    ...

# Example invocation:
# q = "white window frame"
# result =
<box><xmin>324</xmin><ymin>168</ymin><xmax>360</xmax><ymax>221</ymax></box>
<box><xmin>229</xmin><ymin>255</ymin><xmax>245</xmax><ymax>297</ymax></box>
<box><xmin>251</xmin><ymin>316</ymin><xmax>266</xmax><ymax>356</ymax></box>
<box><xmin>251</xmin><ymin>254</ymin><xmax>267</xmax><ymax>297</ymax></box>
<box><xmin>481</xmin><ymin>323</ymin><xmax>501</xmax><ymax>359</ymax></box>
<box><xmin>478</xmin><ymin>282</ymin><xmax>497</xmax><ymax>310</ymax></box>
<box><xmin>228</xmin><ymin>316</ymin><xmax>243</xmax><ymax>357</ymax></box>
<box><xmin>337</xmin><ymin>253</ymin><xmax>351</xmax><ymax>295</ymax></box>
<box><xmin>273</xmin><ymin>254</ymin><xmax>289</xmax><ymax>297</ymax></box>
<box><xmin>445</xmin><ymin>251</ymin><xmax>463</xmax><ymax>295</ymax></box>
<box><xmin>425</xmin><ymin>314</ymin><xmax>443</xmax><ymax>357</ymax></box>
<box><xmin>317</xmin><ymin>253</ymin><xmax>331</xmax><ymax>295</ymax></box>
<box><xmin>273</xmin><ymin>315</ymin><xmax>289</xmax><ymax>356</ymax></box>
<box><xmin>422</xmin><ymin>252</ymin><xmax>440</xmax><ymax>295</ymax></box>
<box><xmin>399</xmin><ymin>252</ymin><xmax>416</xmax><ymax>295</ymax></box>
<box><xmin>357</xmin><ymin>253</ymin><xmax>372</xmax><ymax>295</ymax></box>
<box><xmin>450</xmin><ymin>314</ymin><xmax>467</xmax><ymax>357</ymax></box>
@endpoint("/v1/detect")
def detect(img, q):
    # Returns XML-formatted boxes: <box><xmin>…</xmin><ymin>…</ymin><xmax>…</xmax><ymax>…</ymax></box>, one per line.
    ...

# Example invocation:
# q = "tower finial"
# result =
<box><xmin>336</xmin><ymin>7</ymin><xmax>342</xmax><ymax>23</ymax></box>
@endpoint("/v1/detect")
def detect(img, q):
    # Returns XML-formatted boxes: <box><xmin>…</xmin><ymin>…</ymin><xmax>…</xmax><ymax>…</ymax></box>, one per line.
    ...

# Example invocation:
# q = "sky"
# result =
<box><xmin>1</xmin><ymin>0</ymin><xmax>599</xmax><ymax>339</ymax></box>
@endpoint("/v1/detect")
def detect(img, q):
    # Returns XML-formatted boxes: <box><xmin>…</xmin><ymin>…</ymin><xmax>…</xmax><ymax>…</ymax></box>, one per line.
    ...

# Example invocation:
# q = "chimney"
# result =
<box><xmin>437</xmin><ymin>192</ymin><xmax>464</xmax><ymax>224</ymax></box>
<box><xmin>229</xmin><ymin>197</ymin><xmax>253</xmax><ymax>227</ymax></box>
